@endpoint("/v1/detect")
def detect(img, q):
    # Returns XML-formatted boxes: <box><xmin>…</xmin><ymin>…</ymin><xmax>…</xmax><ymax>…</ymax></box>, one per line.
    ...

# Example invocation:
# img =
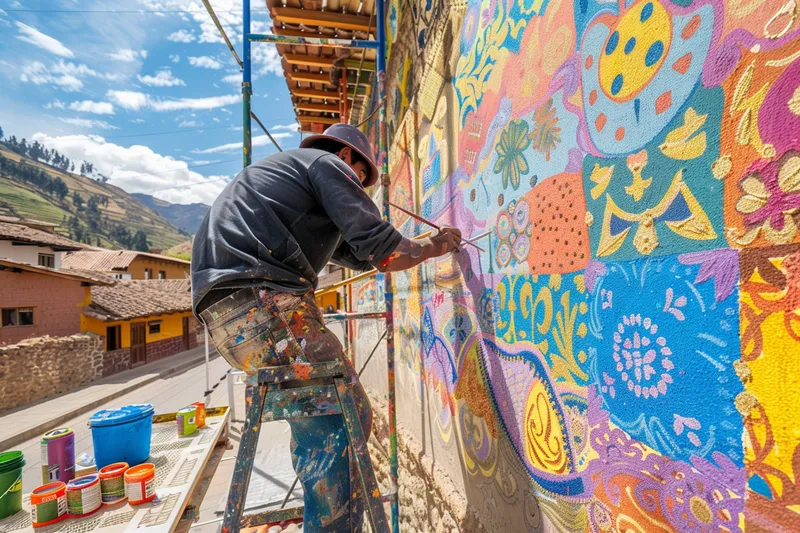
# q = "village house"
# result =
<box><xmin>63</xmin><ymin>249</ymin><xmax>191</xmax><ymax>280</ymax></box>
<box><xmin>81</xmin><ymin>279</ymin><xmax>200</xmax><ymax>371</ymax></box>
<box><xmin>0</xmin><ymin>218</ymin><xmax>84</xmax><ymax>269</ymax></box>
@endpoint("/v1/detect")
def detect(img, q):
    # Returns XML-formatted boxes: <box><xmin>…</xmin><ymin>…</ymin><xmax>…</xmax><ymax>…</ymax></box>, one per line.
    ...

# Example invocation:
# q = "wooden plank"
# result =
<box><xmin>296</xmin><ymin>114</ymin><xmax>342</xmax><ymax>125</ymax></box>
<box><xmin>295</xmin><ymin>102</ymin><xmax>340</xmax><ymax>113</ymax></box>
<box><xmin>273</xmin><ymin>26</ymin><xmax>375</xmax><ymax>43</ymax></box>
<box><xmin>292</xmin><ymin>88</ymin><xmax>342</xmax><ymax>100</ymax></box>
<box><xmin>288</xmin><ymin>71</ymin><xmax>333</xmax><ymax>84</ymax></box>
<box><xmin>283</xmin><ymin>53</ymin><xmax>337</xmax><ymax>68</ymax></box>
<box><xmin>271</xmin><ymin>7</ymin><xmax>373</xmax><ymax>32</ymax></box>
<box><xmin>262</xmin><ymin>384</ymin><xmax>342</xmax><ymax>421</ymax></box>
<box><xmin>240</xmin><ymin>507</ymin><xmax>304</xmax><ymax>527</ymax></box>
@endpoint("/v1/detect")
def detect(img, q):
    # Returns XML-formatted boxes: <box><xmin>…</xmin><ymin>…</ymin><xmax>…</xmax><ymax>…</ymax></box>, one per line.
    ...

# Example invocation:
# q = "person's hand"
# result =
<box><xmin>430</xmin><ymin>227</ymin><xmax>462</xmax><ymax>256</ymax></box>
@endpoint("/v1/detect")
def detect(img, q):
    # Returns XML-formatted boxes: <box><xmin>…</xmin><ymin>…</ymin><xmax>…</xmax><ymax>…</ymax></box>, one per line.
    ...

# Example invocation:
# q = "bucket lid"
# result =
<box><xmin>43</xmin><ymin>428</ymin><xmax>73</xmax><ymax>441</ymax></box>
<box><xmin>0</xmin><ymin>450</ymin><xmax>25</xmax><ymax>472</ymax></box>
<box><xmin>67</xmin><ymin>474</ymin><xmax>99</xmax><ymax>489</ymax></box>
<box><xmin>90</xmin><ymin>404</ymin><xmax>154</xmax><ymax>427</ymax></box>
<box><xmin>178</xmin><ymin>406</ymin><xmax>196</xmax><ymax>415</ymax></box>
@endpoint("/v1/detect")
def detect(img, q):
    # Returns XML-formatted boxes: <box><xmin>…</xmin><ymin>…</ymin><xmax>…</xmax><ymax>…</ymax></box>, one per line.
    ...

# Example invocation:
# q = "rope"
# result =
<box><xmin>349</xmin><ymin>10</ymin><xmax>375</xmax><ymax>125</ymax></box>
<box><xmin>201</xmin><ymin>0</ymin><xmax>243</xmax><ymax>68</ymax></box>
<box><xmin>250</xmin><ymin>112</ymin><xmax>285</xmax><ymax>153</ymax></box>
<box><xmin>356</xmin><ymin>95</ymin><xmax>387</xmax><ymax>128</ymax></box>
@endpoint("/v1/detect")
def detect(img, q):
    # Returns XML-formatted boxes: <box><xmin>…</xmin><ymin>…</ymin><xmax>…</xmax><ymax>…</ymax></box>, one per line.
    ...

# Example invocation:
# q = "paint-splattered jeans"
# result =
<box><xmin>200</xmin><ymin>287</ymin><xmax>372</xmax><ymax>532</ymax></box>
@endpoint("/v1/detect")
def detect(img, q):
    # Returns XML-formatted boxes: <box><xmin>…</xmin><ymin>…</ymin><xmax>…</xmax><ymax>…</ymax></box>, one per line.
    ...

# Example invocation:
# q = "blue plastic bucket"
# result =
<box><xmin>89</xmin><ymin>404</ymin><xmax>154</xmax><ymax>469</ymax></box>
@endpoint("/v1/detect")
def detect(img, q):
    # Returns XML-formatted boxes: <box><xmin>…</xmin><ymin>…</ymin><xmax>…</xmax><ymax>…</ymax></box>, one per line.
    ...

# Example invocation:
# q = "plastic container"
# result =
<box><xmin>98</xmin><ymin>462</ymin><xmax>129</xmax><ymax>505</ymax></box>
<box><xmin>124</xmin><ymin>463</ymin><xmax>156</xmax><ymax>505</ymax></box>
<box><xmin>74</xmin><ymin>453</ymin><xmax>97</xmax><ymax>478</ymax></box>
<box><xmin>66</xmin><ymin>474</ymin><xmax>101</xmax><ymax>517</ymax></box>
<box><xmin>30</xmin><ymin>482</ymin><xmax>68</xmax><ymax>528</ymax></box>
<box><xmin>191</xmin><ymin>402</ymin><xmax>206</xmax><ymax>428</ymax></box>
<box><xmin>176</xmin><ymin>406</ymin><xmax>197</xmax><ymax>437</ymax></box>
<box><xmin>40</xmin><ymin>428</ymin><xmax>75</xmax><ymax>484</ymax></box>
<box><xmin>89</xmin><ymin>404</ymin><xmax>154</xmax><ymax>468</ymax></box>
<box><xmin>0</xmin><ymin>451</ymin><xmax>25</xmax><ymax>519</ymax></box>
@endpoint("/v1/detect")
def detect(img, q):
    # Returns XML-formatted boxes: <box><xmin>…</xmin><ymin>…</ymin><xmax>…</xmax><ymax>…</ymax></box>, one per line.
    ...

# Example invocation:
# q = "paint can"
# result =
<box><xmin>40</xmin><ymin>428</ymin><xmax>75</xmax><ymax>484</ymax></box>
<box><xmin>98</xmin><ymin>462</ymin><xmax>128</xmax><ymax>505</ymax></box>
<box><xmin>74</xmin><ymin>453</ymin><xmax>97</xmax><ymax>478</ymax></box>
<box><xmin>0</xmin><ymin>451</ymin><xmax>25</xmax><ymax>520</ymax></box>
<box><xmin>124</xmin><ymin>463</ymin><xmax>156</xmax><ymax>505</ymax></box>
<box><xmin>30</xmin><ymin>482</ymin><xmax>68</xmax><ymax>528</ymax></box>
<box><xmin>66</xmin><ymin>474</ymin><xmax>101</xmax><ymax>517</ymax></box>
<box><xmin>191</xmin><ymin>402</ymin><xmax>206</xmax><ymax>428</ymax></box>
<box><xmin>176</xmin><ymin>406</ymin><xmax>197</xmax><ymax>437</ymax></box>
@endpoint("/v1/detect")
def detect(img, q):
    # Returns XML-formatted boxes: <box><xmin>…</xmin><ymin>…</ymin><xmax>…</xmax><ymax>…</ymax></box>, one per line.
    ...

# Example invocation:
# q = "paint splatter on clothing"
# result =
<box><xmin>202</xmin><ymin>287</ymin><xmax>372</xmax><ymax>532</ymax></box>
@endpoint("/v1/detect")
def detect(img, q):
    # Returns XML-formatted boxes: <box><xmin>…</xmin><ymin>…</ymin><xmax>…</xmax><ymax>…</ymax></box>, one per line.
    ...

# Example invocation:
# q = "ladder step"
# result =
<box><xmin>262</xmin><ymin>384</ymin><xmax>342</xmax><ymax>421</ymax></box>
<box><xmin>255</xmin><ymin>361</ymin><xmax>345</xmax><ymax>384</ymax></box>
<box><xmin>240</xmin><ymin>506</ymin><xmax>304</xmax><ymax>527</ymax></box>
<box><xmin>322</xmin><ymin>311</ymin><xmax>387</xmax><ymax>321</ymax></box>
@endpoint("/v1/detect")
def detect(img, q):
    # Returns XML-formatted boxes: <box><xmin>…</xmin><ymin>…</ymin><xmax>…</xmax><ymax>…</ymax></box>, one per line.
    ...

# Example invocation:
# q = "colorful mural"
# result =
<box><xmin>361</xmin><ymin>0</ymin><xmax>800</xmax><ymax>530</ymax></box>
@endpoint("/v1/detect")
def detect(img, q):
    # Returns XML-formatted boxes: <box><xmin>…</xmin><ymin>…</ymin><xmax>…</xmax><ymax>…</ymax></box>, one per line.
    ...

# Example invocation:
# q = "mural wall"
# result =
<box><xmin>358</xmin><ymin>0</ymin><xmax>800</xmax><ymax>530</ymax></box>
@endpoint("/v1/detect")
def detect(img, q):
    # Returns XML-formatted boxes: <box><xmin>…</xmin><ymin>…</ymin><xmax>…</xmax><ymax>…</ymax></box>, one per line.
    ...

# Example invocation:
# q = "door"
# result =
<box><xmin>182</xmin><ymin>316</ymin><xmax>191</xmax><ymax>351</ymax></box>
<box><xmin>131</xmin><ymin>322</ymin><xmax>147</xmax><ymax>366</ymax></box>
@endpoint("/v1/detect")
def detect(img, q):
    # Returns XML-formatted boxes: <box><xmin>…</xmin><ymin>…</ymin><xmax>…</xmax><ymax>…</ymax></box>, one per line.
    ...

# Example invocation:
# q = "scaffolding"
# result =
<box><xmin>202</xmin><ymin>0</ymin><xmax>399</xmax><ymax>530</ymax></box>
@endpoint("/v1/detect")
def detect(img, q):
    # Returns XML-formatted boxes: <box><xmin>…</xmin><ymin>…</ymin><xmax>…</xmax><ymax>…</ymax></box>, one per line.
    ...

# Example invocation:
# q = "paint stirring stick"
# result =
<box><xmin>387</xmin><ymin>201</ymin><xmax>485</xmax><ymax>252</ymax></box>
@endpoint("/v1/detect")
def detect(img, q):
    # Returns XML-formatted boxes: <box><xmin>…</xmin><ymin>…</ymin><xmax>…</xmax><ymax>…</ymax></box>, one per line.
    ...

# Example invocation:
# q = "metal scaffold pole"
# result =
<box><xmin>376</xmin><ymin>0</ymin><xmax>400</xmax><ymax>530</ymax></box>
<box><xmin>242</xmin><ymin>0</ymin><xmax>252</xmax><ymax>168</ymax></box>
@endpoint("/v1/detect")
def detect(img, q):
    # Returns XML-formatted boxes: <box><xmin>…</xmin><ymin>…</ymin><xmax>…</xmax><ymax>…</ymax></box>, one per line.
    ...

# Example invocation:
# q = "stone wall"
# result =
<box><xmin>0</xmin><ymin>333</ymin><xmax>104</xmax><ymax>412</ymax></box>
<box><xmin>102</xmin><ymin>347</ymin><xmax>131</xmax><ymax>377</ymax></box>
<box><xmin>146</xmin><ymin>335</ymin><xmax>186</xmax><ymax>363</ymax></box>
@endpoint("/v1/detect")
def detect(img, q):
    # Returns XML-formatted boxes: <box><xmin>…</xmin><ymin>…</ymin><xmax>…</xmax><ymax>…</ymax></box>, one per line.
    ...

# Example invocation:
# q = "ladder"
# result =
<box><xmin>222</xmin><ymin>359</ymin><xmax>390</xmax><ymax>532</ymax></box>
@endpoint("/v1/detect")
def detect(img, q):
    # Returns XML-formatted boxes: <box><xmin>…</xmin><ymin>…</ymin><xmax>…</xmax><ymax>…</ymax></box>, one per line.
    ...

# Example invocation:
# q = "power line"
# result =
<box><xmin>99</xmin><ymin>124</ymin><xmax>233</xmax><ymax>140</ymax></box>
<box><xmin>1</xmin><ymin>8</ymin><xmax>269</xmax><ymax>14</ymax></box>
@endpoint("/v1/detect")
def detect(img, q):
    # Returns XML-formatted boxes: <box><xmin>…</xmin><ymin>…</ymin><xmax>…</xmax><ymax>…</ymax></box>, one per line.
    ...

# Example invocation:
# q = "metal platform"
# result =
<box><xmin>0</xmin><ymin>407</ymin><xmax>230</xmax><ymax>533</ymax></box>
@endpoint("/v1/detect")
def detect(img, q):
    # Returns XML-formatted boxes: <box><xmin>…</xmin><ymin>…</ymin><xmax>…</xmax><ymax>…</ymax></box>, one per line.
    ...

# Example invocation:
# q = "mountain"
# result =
<box><xmin>0</xmin><ymin>144</ymin><xmax>187</xmax><ymax>250</ymax></box>
<box><xmin>132</xmin><ymin>193</ymin><xmax>209</xmax><ymax>235</ymax></box>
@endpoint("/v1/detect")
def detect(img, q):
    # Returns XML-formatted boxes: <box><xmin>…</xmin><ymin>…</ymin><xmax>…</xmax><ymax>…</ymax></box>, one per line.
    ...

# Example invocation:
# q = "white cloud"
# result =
<box><xmin>131</xmin><ymin>118</ymin><xmax>146</xmax><ymax>124</ymax></box>
<box><xmin>251</xmin><ymin>45</ymin><xmax>281</xmax><ymax>77</ymax></box>
<box><xmin>169</xmin><ymin>54</ymin><xmax>180</xmax><ymax>63</ymax></box>
<box><xmin>107</xmin><ymin>49</ymin><xmax>148</xmax><ymax>62</ymax></box>
<box><xmin>167</xmin><ymin>29</ymin><xmax>195</xmax><ymax>43</ymax></box>
<box><xmin>15</xmin><ymin>22</ymin><xmax>73</xmax><ymax>58</ymax></box>
<box><xmin>137</xmin><ymin>70</ymin><xmax>185</xmax><ymax>87</ymax></box>
<box><xmin>193</xmin><ymin>132</ymin><xmax>293</xmax><ymax>154</ymax></box>
<box><xmin>221</xmin><ymin>73</ymin><xmax>240</xmax><ymax>85</ymax></box>
<box><xmin>188</xmin><ymin>56</ymin><xmax>224</xmax><ymax>69</ymax></box>
<box><xmin>271</xmin><ymin>123</ymin><xmax>299</xmax><ymax>132</ymax></box>
<box><xmin>59</xmin><ymin>117</ymin><xmax>118</xmax><ymax>130</ymax></box>
<box><xmin>68</xmin><ymin>100</ymin><xmax>115</xmax><ymax>115</ymax></box>
<box><xmin>32</xmin><ymin>133</ymin><xmax>229</xmax><ymax>205</ymax></box>
<box><xmin>20</xmin><ymin>60</ymin><xmax>117</xmax><ymax>91</ymax></box>
<box><xmin>179</xmin><ymin>120</ymin><xmax>201</xmax><ymax>128</ymax></box>
<box><xmin>220</xmin><ymin>108</ymin><xmax>232</xmax><ymax>114</ymax></box>
<box><xmin>107</xmin><ymin>90</ymin><xmax>240</xmax><ymax>112</ymax></box>
<box><xmin>212</xmin><ymin>117</ymin><xmax>221</xmax><ymax>123</ymax></box>
<box><xmin>46</xmin><ymin>100</ymin><xmax>66</xmax><ymax>110</ymax></box>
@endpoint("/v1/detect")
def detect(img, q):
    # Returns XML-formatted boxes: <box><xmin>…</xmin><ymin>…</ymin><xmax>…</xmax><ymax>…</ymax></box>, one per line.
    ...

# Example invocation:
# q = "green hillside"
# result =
<box><xmin>0</xmin><ymin>145</ymin><xmax>187</xmax><ymax>250</ymax></box>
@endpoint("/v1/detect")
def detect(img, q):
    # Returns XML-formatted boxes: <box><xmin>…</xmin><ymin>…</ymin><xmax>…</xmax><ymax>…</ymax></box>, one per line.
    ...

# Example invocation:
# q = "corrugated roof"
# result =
<box><xmin>62</xmin><ymin>250</ymin><xmax>190</xmax><ymax>272</ymax></box>
<box><xmin>86</xmin><ymin>279</ymin><xmax>192</xmax><ymax>321</ymax></box>
<box><xmin>0</xmin><ymin>221</ymin><xmax>84</xmax><ymax>251</ymax></box>
<box><xmin>265</xmin><ymin>0</ymin><xmax>377</xmax><ymax>133</ymax></box>
<box><xmin>0</xmin><ymin>258</ymin><xmax>113</xmax><ymax>285</ymax></box>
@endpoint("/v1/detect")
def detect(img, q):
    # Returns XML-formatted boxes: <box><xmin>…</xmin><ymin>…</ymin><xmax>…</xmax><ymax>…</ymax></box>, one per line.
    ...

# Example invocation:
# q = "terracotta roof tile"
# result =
<box><xmin>63</xmin><ymin>250</ymin><xmax>190</xmax><ymax>272</ymax></box>
<box><xmin>0</xmin><ymin>221</ymin><xmax>84</xmax><ymax>251</ymax></box>
<box><xmin>87</xmin><ymin>279</ymin><xmax>192</xmax><ymax>321</ymax></box>
<box><xmin>0</xmin><ymin>258</ymin><xmax>113</xmax><ymax>285</ymax></box>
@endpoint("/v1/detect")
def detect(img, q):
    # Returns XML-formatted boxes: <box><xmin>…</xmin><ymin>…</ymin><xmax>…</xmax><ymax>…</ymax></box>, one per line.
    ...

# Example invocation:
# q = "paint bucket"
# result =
<box><xmin>75</xmin><ymin>453</ymin><xmax>97</xmax><ymax>478</ymax></box>
<box><xmin>40</xmin><ymin>428</ymin><xmax>75</xmax><ymax>484</ymax></box>
<box><xmin>89</xmin><ymin>404</ymin><xmax>154</xmax><ymax>468</ymax></box>
<box><xmin>176</xmin><ymin>406</ymin><xmax>197</xmax><ymax>437</ymax></box>
<box><xmin>66</xmin><ymin>474</ymin><xmax>102</xmax><ymax>517</ymax></box>
<box><xmin>98</xmin><ymin>462</ymin><xmax>128</xmax><ymax>505</ymax></box>
<box><xmin>30</xmin><ymin>482</ymin><xmax>68</xmax><ymax>528</ymax></box>
<box><xmin>124</xmin><ymin>463</ymin><xmax>156</xmax><ymax>505</ymax></box>
<box><xmin>0</xmin><ymin>451</ymin><xmax>25</xmax><ymax>519</ymax></box>
<box><xmin>191</xmin><ymin>402</ymin><xmax>206</xmax><ymax>428</ymax></box>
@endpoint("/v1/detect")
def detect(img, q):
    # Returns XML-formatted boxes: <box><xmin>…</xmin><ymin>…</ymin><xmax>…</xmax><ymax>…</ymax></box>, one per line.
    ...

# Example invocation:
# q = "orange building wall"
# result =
<box><xmin>82</xmin><ymin>311</ymin><xmax>194</xmax><ymax>349</ymax></box>
<box><xmin>127</xmin><ymin>257</ymin><xmax>190</xmax><ymax>280</ymax></box>
<box><xmin>0</xmin><ymin>270</ymin><xmax>90</xmax><ymax>345</ymax></box>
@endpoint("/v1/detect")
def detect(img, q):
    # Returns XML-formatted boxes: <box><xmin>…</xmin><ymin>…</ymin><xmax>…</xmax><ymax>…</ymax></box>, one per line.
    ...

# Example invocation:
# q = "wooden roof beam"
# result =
<box><xmin>296</xmin><ymin>114</ymin><xmax>341</xmax><ymax>125</ymax></box>
<box><xmin>292</xmin><ymin>88</ymin><xmax>342</xmax><ymax>100</ymax></box>
<box><xmin>295</xmin><ymin>102</ymin><xmax>340</xmax><ymax>113</ymax></box>
<box><xmin>271</xmin><ymin>7</ymin><xmax>373</xmax><ymax>32</ymax></box>
<box><xmin>288</xmin><ymin>71</ymin><xmax>334</xmax><ymax>84</ymax></box>
<box><xmin>283</xmin><ymin>54</ymin><xmax>337</xmax><ymax>68</ymax></box>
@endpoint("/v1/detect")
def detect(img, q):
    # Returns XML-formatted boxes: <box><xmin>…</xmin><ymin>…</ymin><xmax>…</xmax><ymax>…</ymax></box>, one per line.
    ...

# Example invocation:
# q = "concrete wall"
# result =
<box><xmin>0</xmin><ymin>241</ymin><xmax>63</xmax><ymax>269</ymax></box>
<box><xmin>354</xmin><ymin>0</ymin><xmax>800</xmax><ymax>531</ymax></box>
<box><xmin>0</xmin><ymin>268</ymin><xmax>89</xmax><ymax>345</ymax></box>
<box><xmin>0</xmin><ymin>333</ymin><xmax>104</xmax><ymax>412</ymax></box>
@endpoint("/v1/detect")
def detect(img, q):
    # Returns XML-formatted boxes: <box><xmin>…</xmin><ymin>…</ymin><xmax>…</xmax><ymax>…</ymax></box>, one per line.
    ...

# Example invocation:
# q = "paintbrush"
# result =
<box><xmin>387</xmin><ymin>201</ymin><xmax>485</xmax><ymax>252</ymax></box>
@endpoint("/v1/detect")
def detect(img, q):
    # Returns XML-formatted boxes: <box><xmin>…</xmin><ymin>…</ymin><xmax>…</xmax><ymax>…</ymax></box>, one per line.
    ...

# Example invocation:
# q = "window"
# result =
<box><xmin>144</xmin><ymin>268</ymin><xmax>153</xmax><ymax>280</ymax></box>
<box><xmin>1</xmin><ymin>308</ymin><xmax>34</xmax><ymax>327</ymax></box>
<box><xmin>38</xmin><ymin>253</ymin><xmax>55</xmax><ymax>268</ymax></box>
<box><xmin>158</xmin><ymin>270</ymin><xmax>166</xmax><ymax>280</ymax></box>
<box><xmin>148</xmin><ymin>321</ymin><xmax>161</xmax><ymax>334</ymax></box>
<box><xmin>106</xmin><ymin>325</ymin><xmax>121</xmax><ymax>351</ymax></box>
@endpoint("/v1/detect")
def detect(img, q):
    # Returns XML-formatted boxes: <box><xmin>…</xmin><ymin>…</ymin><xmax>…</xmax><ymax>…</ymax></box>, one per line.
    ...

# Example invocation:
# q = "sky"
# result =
<box><xmin>0</xmin><ymin>0</ymin><xmax>302</xmax><ymax>205</ymax></box>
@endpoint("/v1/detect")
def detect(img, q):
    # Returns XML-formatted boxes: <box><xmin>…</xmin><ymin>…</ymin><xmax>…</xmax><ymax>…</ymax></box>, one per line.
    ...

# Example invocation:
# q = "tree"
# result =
<box><xmin>72</xmin><ymin>192</ymin><xmax>84</xmax><ymax>210</ymax></box>
<box><xmin>53</xmin><ymin>178</ymin><xmax>68</xmax><ymax>201</ymax></box>
<box><xmin>0</xmin><ymin>125</ymin><xmax>3</xmax><ymax>140</ymax></box>
<box><xmin>132</xmin><ymin>230</ymin><xmax>149</xmax><ymax>252</ymax></box>
<box><xmin>70</xmin><ymin>162</ymin><xmax>75</xmax><ymax>173</ymax></box>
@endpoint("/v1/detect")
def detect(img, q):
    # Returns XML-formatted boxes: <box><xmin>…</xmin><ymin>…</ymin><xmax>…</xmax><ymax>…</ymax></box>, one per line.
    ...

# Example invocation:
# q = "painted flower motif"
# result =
<box><xmin>494</xmin><ymin>200</ymin><xmax>534</xmax><ymax>268</ymax></box>
<box><xmin>733</xmin><ymin>149</ymin><xmax>800</xmax><ymax>245</ymax></box>
<box><xmin>612</xmin><ymin>313</ymin><xmax>673</xmax><ymax>399</ymax></box>
<box><xmin>530</xmin><ymin>98</ymin><xmax>562</xmax><ymax>161</ymax></box>
<box><xmin>494</xmin><ymin>119</ymin><xmax>531</xmax><ymax>190</ymax></box>
<box><xmin>478</xmin><ymin>289</ymin><xmax>497</xmax><ymax>332</ymax></box>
